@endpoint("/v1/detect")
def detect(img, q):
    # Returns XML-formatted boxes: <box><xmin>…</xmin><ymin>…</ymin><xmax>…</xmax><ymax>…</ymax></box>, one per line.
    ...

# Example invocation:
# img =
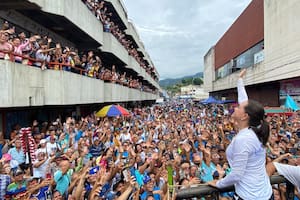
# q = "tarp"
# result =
<box><xmin>200</xmin><ymin>96</ymin><xmax>220</xmax><ymax>104</ymax></box>
<box><xmin>218</xmin><ymin>100</ymin><xmax>236</xmax><ymax>104</ymax></box>
<box><xmin>264</xmin><ymin>107</ymin><xmax>293</xmax><ymax>116</ymax></box>
<box><xmin>284</xmin><ymin>95</ymin><xmax>299</xmax><ymax>111</ymax></box>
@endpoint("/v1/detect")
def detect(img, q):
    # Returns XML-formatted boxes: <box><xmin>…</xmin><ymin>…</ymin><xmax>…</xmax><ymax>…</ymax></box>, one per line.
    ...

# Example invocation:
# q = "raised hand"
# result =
<box><xmin>239</xmin><ymin>69</ymin><xmax>246</xmax><ymax>78</ymax></box>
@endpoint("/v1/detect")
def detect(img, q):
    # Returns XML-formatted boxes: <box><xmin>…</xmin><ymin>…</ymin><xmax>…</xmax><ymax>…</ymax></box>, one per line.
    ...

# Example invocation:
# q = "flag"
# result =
<box><xmin>285</xmin><ymin>95</ymin><xmax>299</xmax><ymax>111</ymax></box>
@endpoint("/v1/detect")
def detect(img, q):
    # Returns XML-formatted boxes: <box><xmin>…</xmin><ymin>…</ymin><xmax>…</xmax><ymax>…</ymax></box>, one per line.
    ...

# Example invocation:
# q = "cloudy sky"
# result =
<box><xmin>123</xmin><ymin>0</ymin><xmax>251</xmax><ymax>80</ymax></box>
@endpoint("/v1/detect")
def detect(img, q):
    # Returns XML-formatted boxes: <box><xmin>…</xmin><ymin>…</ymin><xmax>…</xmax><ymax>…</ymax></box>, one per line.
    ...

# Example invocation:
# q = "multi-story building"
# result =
<box><xmin>204</xmin><ymin>0</ymin><xmax>300</xmax><ymax>107</ymax></box>
<box><xmin>180</xmin><ymin>85</ymin><xmax>209</xmax><ymax>100</ymax></box>
<box><xmin>0</xmin><ymin>0</ymin><xmax>160</xmax><ymax>136</ymax></box>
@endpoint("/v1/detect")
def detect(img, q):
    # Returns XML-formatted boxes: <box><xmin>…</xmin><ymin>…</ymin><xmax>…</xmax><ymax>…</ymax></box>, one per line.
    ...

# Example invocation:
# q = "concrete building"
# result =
<box><xmin>180</xmin><ymin>85</ymin><xmax>209</xmax><ymax>100</ymax></box>
<box><xmin>0</xmin><ymin>0</ymin><xmax>160</xmax><ymax>135</ymax></box>
<box><xmin>204</xmin><ymin>0</ymin><xmax>300</xmax><ymax>107</ymax></box>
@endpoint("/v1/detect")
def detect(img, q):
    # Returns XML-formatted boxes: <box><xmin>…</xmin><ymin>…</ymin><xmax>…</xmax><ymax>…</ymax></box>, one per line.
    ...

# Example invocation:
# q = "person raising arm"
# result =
<box><xmin>208</xmin><ymin>69</ymin><xmax>273</xmax><ymax>200</ymax></box>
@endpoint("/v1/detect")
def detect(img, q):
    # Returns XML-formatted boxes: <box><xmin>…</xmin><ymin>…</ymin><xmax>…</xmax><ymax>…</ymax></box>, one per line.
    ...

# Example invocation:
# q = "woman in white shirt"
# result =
<box><xmin>208</xmin><ymin>69</ymin><xmax>273</xmax><ymax>200</ymax></box>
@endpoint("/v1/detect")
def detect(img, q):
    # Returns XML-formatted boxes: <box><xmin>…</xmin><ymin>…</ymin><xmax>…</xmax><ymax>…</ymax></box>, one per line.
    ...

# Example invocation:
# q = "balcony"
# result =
<box><xmin>28</xmin><ymin>0</ymin><xmax>104</xmax><ymax>46</ymax></box>
<box><xmin>102</xmin><ymin>32</ymin><xmax>129</xmax><ymax>65</ymax></box>
<box><xmin>125</xmin><ymin>22</ymin><xmax>141</xmax><ymax>49</ymax></box>
<box><xmin>0</xmin><ymin>60</ymin><xmax>158</xmax><ymax>108</ymax></box>
<box><xmin>128</xmin><ymin>56</ymin><xmax>141</xmax><ymax>75</ymax></box>
<box><xmin>105</xmin><ymin>0</ymin><xmax>128</xmax><ymax>29</ymax></box>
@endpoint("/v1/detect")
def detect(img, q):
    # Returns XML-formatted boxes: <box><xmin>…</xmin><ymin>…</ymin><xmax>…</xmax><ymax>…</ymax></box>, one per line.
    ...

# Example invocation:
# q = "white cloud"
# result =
<box><xmin>123</xmin><ymin>0</ymin><xmax>251</xmax><ymax>80</ymax></box>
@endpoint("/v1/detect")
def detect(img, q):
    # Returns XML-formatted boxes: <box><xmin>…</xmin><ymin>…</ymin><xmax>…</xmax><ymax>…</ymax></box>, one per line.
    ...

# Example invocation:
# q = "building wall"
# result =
<box><xmin>25</xmin><ymin>0</ymin><xmax>159</xmax><ymax>89</ymax></box>
<box><xmin>204</xmin><ymin>0</ymin><xmax>300</xmax><ymax>107</ymax></box>
<box><xmin>0</xmin><ymin>60</ymin><xmax>158</xmax><ymax>108</ymax></box>
<box><xmin>263</xmin><ymin>0</ymin><xmax>300</xmax><ymax>83</ymax></box>
<box><xmin>0</xmin><ymin>10</ymin><xmax>74</xmax><ymax>48</ymax></box>
<box><xmin>105</xmin><ymin>0</ymin><xmax>128</xmax><ymax>29</ymax></box>
<box><xmin>28</xmin><ymin>0</ymin><xmax>104</xmax><ymax>45</ymax></box>
<box><xmin>211</xmin><ymin>81</ymin><xmax>279</xmax><ymax>106</ymax></box>
<box><xmin>203</xmin><ymin>47</ymin><xmax>215</xmax><ymax>92</ymax></box>
<box><xmin>214</xmin><ymin>0</ymin><xmax>264</xmax><ymax>69</ymax></box>
<box><xmin>180</xmin><ymin>85</ymin><xmax>208</xmax><ymax>99</ymax></box>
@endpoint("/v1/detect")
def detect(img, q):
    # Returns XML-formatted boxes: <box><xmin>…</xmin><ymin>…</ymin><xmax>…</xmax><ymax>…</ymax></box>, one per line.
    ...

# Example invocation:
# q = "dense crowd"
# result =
<box><xmin>82</xmin><ymin>0</ymin><xmax>157</xmax><ymax>80</ymax></box>
<box><xmin>0</xmin><ymin>100</ymin><xmax>299</xmax><ymax>200</ymax></box>
<box><xmin>0</xmin><ymin>21</ymin><xmax>156</xmax><ymax>93</ymax></box>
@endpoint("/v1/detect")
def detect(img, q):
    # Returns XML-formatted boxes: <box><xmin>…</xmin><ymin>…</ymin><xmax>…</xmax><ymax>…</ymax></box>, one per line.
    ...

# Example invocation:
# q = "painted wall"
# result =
<box><xmin>0</xmin><ymin>60</ymin><xmax>158</xmax><ymax>108</ymax></box>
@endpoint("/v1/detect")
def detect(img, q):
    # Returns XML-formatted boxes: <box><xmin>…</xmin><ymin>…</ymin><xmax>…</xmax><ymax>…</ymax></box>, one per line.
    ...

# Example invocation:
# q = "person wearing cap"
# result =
<box><xmin>5</xmin><ymin>169</ymin><xmax>27</xmax><ymax>199</ymax></box>
<box><xmin>140</xmin><ymin>175</ymin><xmax>163</xmax><ymax>200</ymax></box>
<box><xmin>26</xmin><ymin>177</ymin><xmax>52</xmax><ymax>200</ymax></box>
<box><xmin>106</xmin><ymin>180</ymin><xmax>125</xmax><ymax>200</ymax></box>
<box><xmin>54</xmin><ymin>159</ymin><xmax>72</xmax><ymax>196</ymax></box>
<box><xmin>1</xmin><ymin>153</ymin><xmax>19</xmax><ymax>171</ymax></box>
<box><xmin>89</xmin><ymin>136</ymin><xmax>104</xmax><ymax>157</ymax></box>
<box><xmin>47</xmin><ymin>135</ymin><xmax>60</xmax><ymax>156</ymax></box>
<box><xmin>33</xmin><ymin>151</ymin><xmax>50</xmax><ymax>179</ymax></box>
<box><xmin>7</xmin><ymin>139</ymin><xmax>25</xmax><ymax>166</ymax></box>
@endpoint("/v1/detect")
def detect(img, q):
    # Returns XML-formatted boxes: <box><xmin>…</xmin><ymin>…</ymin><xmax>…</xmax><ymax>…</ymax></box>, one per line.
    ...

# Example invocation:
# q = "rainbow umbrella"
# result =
<box><xmin>95</xmin><ymin>105</ymin><xmax>130</xmax><ymax>117</ymax></box>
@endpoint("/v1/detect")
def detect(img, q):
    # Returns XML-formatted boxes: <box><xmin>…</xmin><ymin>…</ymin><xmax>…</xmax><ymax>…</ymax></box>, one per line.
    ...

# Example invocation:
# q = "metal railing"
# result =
<box><xmin>0</xmin><ymin>50</ymin><xmax>157</xmax><ymax>94</ymax></box>
<box><xmin>176</xmin><ymin>175</ymin><xmax>295</xmax><ymax>200</ymax></box>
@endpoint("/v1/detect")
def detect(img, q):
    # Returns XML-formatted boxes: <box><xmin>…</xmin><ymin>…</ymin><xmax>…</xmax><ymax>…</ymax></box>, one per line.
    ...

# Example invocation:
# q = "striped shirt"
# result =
<box><xmin>0</xmin><ymin>174</ymin><xmax>11</xmax><ymax>199</ymax></box>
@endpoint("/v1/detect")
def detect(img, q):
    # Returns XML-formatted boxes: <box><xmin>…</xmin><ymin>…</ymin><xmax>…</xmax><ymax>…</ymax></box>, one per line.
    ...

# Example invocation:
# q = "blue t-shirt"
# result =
<box><xmin>54</xmin><ymin>170</ymin><xmax>72</xmax><ymax>195</ymax></box>
<box><xmin>30</xmin><ymin>186</ymin><xmax>49</xmax><ymax>200</ymax></box>
<box><xmin>200</xmin><ymin>162</ymin><xmax>216</xmax><ymax>182</ymax></box>
<box><xmin>140</xmin><ymin>186</ymin><xmax>161</xmax><ymax>200</ymax></box>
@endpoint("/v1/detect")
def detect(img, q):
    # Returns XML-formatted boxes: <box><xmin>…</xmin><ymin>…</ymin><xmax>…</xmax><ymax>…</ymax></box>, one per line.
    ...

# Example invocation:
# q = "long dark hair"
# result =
<box><xmin>244</xmin><ymin>100</ymin><xmax>269</xmax><ymax>146</ymax></box>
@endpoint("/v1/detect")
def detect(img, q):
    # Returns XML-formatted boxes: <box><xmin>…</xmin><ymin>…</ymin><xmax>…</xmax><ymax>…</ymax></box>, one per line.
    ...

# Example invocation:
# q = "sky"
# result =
<box><xmin>123</xmin><ymin>0</ymin><xmax>251</xmax><ymax>80</ymax></box>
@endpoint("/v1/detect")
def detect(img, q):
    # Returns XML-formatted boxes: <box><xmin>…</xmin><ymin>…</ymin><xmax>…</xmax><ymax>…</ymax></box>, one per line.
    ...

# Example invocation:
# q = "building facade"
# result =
<box><xmin>0</xmin><ymin>0</ymin><xmax>160</xmax><ymax>135</ymax></box>
<box><xmin>180</xmin><ymin>85</ymin><xmax>209</xmax><ymax>100</ymax></box>
<box><xmin>204</xmin><ymin>0</ymin><xmax>300</xmax><ymax>107</ymax></box>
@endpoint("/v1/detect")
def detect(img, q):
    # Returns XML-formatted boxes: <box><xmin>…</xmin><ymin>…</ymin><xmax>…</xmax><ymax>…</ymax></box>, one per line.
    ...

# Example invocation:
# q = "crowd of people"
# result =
<box><xmin>0</xmin><ymin>21</ymin><xmax>157</xmax><ymax>93</ymax></box>
<box><xmin>82</xmin><ymin>0</ymin><xmax>157</xmax><ymax>80</ymax></box>
<box><xmin>0</xmin><ymin>96</ymin><xmax>299</xmax><ymax>200</ymax></box>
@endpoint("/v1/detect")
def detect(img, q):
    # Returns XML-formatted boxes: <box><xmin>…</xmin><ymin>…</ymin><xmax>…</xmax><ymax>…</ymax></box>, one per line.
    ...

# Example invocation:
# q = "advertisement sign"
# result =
<box><xmin>280</xmin><ymin>80</ymin><xmax>300</xmax><ymax>105</ymax></box>
<box><xmin>254</xmin><ymin>50</ymin><xmax>264</xmax><ymax>64</ymax></box>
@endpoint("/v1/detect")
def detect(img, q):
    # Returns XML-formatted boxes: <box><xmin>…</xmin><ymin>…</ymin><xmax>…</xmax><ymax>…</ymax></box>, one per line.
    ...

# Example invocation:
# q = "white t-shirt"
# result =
<box><xmin>35</xmin><ymin>147</ymin><xmax>47</xmax><ymax>156</ymax></box>
<box><xmin>33</xmin><ymin>158</ymin><xmax>49</xmax><ymax>178</ymax></box>
<box><xmin>274</xmin><ymin>162</ymin><xmax>300</xmax><ymax>192</ymax></box>
<box><xmin>46</xmin><ymin>142</ymin><xmax>59</xmax><ymax>156</ymax></box>
<box><xmin>119</xmin><ymin>133</ymin><xmax>131</xmax><ymax>142</ymax></box>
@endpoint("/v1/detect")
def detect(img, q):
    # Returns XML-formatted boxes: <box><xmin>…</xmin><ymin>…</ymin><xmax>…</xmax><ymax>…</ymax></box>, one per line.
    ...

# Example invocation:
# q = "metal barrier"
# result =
<box><xmin>0</xmin><ymin>50</ymin><xmax>157</xmax><ymax>94</ymax></box>
<box><xmin>176</xmin><ymin>175</ymin><xmax>295</xmax><ymax>200</ymax></box>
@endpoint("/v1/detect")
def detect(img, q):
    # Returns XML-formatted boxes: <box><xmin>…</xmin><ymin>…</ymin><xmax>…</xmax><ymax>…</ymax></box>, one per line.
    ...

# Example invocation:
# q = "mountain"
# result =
<box><xmin>159</xmin><ymin>72</ymin><xmax>203</xmax><ymax>88</ymax></box>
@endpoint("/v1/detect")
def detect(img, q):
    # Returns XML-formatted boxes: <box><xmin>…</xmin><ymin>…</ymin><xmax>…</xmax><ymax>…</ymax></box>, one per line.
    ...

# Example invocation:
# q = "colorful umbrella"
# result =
<box><xmin>95</xmin><ymin>105</ymin><xmax>130</xmax><ymax>117</ymax></box>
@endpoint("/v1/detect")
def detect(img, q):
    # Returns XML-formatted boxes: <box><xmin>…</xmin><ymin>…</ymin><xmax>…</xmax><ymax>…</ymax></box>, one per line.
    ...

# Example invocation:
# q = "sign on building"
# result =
<box><xmin>254</xmin><ymin>50</ymin><xmax>264</xmax><ymax>64</ymax></box>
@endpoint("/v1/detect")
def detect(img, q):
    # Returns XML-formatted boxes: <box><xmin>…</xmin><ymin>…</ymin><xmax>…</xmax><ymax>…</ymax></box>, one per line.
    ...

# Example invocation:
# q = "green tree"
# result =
<box><xmin>193</xmin><ymin>78</ymin><xmax>203</xmax><ymax>85</ymax></box>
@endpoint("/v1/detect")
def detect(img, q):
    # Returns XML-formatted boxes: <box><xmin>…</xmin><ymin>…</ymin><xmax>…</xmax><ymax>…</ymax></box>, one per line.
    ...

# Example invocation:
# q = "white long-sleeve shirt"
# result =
<box><xmin>274</xmin><ymin>162</ymin><xmax>300</xmax><ymax>192</ymax></box>
<box><xmin>216</xmin><ymin>128</ymin><xmax>272</xmax><ymax>199</ymax></box>
<box><xmin>237</xmin><ymin>78</ymin><xmax>248</xmax><ymax>104</ymax></box>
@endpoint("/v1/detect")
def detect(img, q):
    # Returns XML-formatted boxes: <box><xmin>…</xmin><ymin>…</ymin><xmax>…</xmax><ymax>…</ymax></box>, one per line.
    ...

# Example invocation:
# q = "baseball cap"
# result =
<box><xmin>143</xmin><ymin>175</ymin><xmax>151</xmax><ymax>184</ymax></box>
<box><xmin>13</xmin><ymin>169</ymin><xmax>24</xmax><ymax>176</ymax></box>
<box><xmin>89</xmin><ymin>166</ymin><xmax>100</xmax><ymax>175</ymax></box>
<box><xmin>2</xmin><ymin>153</ymin><xmax>12</xmax><ymax>162</ymax></box>
<box><xmin>40</xmin><ymin>139</ymin><xmax>47</xmax><ymax>145</ymax></box>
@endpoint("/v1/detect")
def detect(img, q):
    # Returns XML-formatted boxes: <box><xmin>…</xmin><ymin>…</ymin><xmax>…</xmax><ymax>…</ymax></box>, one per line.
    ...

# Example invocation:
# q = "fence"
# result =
<box><xmin>175</xmin><ymin>175</ymin><xmax>295</xmax><ymax>200</ymax></box>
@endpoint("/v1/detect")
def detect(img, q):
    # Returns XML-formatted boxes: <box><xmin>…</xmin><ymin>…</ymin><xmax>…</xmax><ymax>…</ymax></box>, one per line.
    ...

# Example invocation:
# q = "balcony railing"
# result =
<box><xmin>0</xmin><ymin>50</ymin><xmax>157</xmax><ymax>94</ymax></box>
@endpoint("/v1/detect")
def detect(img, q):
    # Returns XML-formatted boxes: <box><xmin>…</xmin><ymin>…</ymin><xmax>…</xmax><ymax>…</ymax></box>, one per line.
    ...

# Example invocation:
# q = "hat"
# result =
<box><xmin>40</xmin><ymin>139</ymin><xmax>47</xmax><ymax>145</ymax></box>
<box><xmin>93</xmin><ymin>137</ymin><xmax>99</xmax><ymax>142</ymax></box>
<box><xmin>13</xmin><ymin>169</ymin><xmax>24</xmax><ymax>176</ymax></box>
<box><xmin>143</xmin><ymin>175</ymin><xmax>151</xmax><ymax>184</ymax></box>
<box><xmin>89</xmin><ymin>166</ymin><xmax>100</xmax><ymax>175</ymax></box>
<box><xmin>2</xmin><ymin>153</ymin><xmax>12</xmax><ymax>162</ymax></box>
<box><xmin>27</xmin><ymin>176</ymin><xmax>40</xmax><ymax>182</ymax></box>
